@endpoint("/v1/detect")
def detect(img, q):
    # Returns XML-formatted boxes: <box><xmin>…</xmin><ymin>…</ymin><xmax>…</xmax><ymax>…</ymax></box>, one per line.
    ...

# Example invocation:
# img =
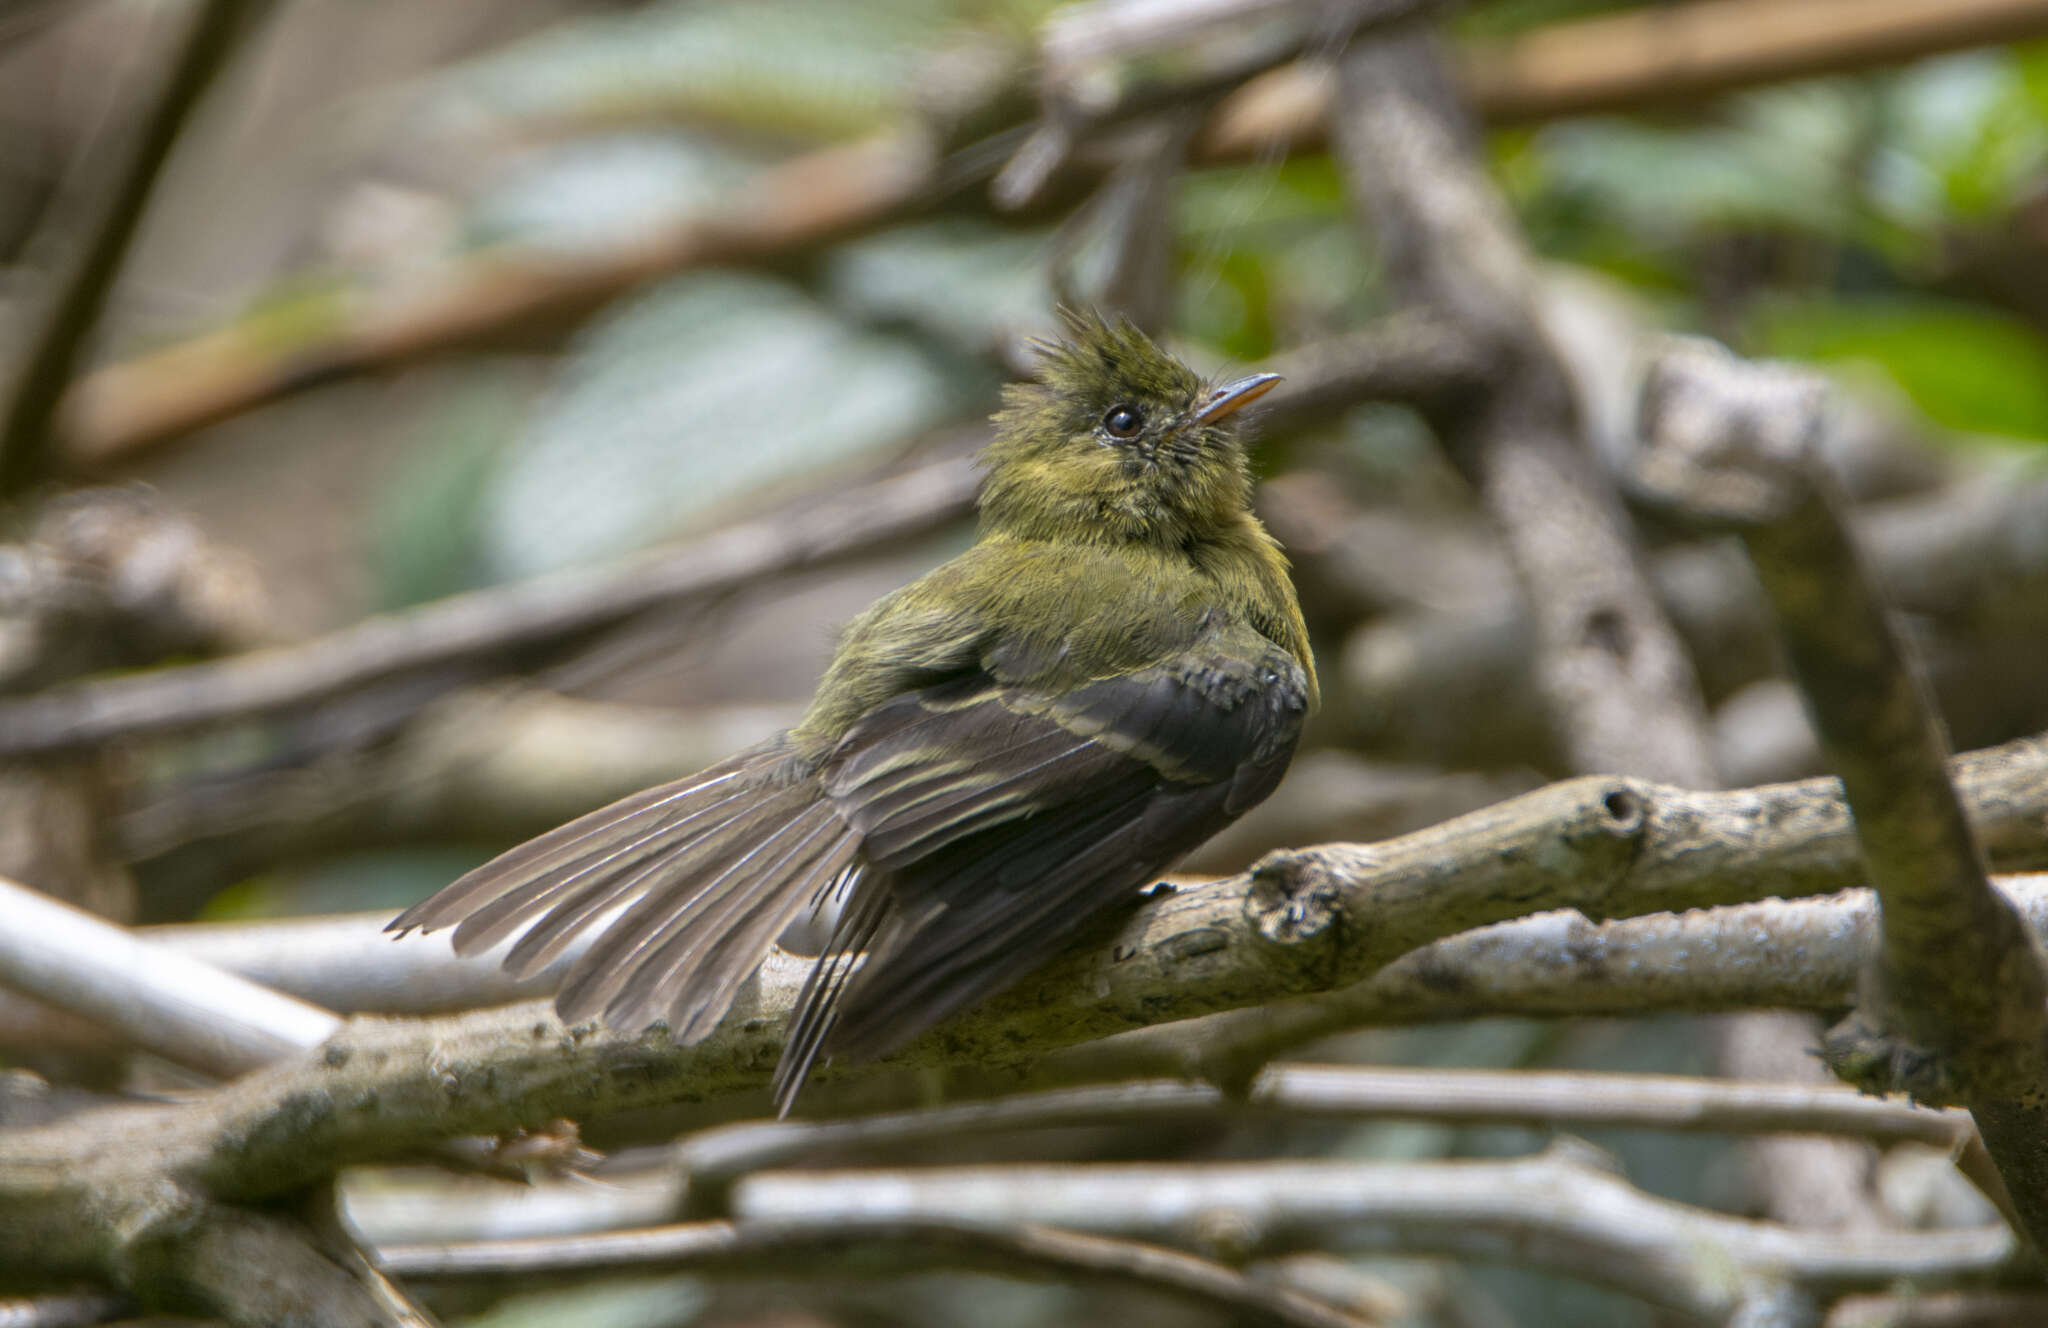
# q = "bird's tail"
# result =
<box><xmin>389</xmin><ymin>743</ymin><xmax>861</xmax><ymax>1048</ymax></box>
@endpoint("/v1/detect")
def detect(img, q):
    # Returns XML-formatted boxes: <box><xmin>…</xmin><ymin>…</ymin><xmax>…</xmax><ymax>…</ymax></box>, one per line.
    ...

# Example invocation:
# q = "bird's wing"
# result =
<box><xmin>784</xmin><ymin>628</ymin><xmax>1309</xmax><ymax>1089</ymax></box>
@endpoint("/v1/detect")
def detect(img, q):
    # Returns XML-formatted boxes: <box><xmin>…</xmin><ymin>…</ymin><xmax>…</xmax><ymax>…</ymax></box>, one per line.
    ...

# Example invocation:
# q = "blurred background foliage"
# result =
<box><xmin>5</xmin><ymin>1</ymin><xmax>2048</xmax><ymax>1324</ymax></box>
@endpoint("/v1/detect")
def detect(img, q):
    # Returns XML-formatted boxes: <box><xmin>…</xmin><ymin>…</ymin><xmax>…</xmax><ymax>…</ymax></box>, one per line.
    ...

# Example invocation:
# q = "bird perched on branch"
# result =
<box><xmin>391</xmin><ymin>308</ymin><xmax>1315</xmax><ymax>1112</ymax></box>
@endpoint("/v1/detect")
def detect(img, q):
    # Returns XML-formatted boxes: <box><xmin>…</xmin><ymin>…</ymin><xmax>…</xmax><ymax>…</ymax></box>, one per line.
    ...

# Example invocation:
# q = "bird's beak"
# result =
<box><xmin>1192</xmin><ymin>372</ymin><xmax>1282</xmax><ymax>425</ymax></box>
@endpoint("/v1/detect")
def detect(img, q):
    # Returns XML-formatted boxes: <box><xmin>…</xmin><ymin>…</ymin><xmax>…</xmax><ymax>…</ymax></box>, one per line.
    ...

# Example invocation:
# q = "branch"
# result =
<box><xmin>1460</xmin><ymin>0</ymin><xmax>2048</xmax><ymax>125</ymax></box>
<box><xmin>0</xmin><ymin>875</ymin><xmax>336</xmax><ymax>1077</ymax></box>
<box><xmin>1638</xmin><ymin>338</ymin><xmax>2048</xmax><ymax>1248</ymax></box>
<box><xmin>1201</xmin><ymin>0</ymin><xmax>2048</xmax><ymax>158</ymax></box>
<box><xmin>0</xmin><ymin>0</ymin><xmax>254</xmax><ymax>495</ymax></box>
<box><xmin>669</xmin><ymin>1063</ymin><xmax>1972</xmax><ymax>1218</ymax></box>
<box><xmin>0</xmin><ymin>455</ymin><xmax>979</xmax><ymax>758</ymax></box>
<box><xmin>1334</xmin><ymin>471</ymin><xmax>2048</xmax><ymax>770</ymax></box>
<box><xmin>10</xmin><ymin>738</ymin><xmax>2048</xmax><ymax>1293</ymax></box>
<box><xmin>379</xmin><ymin>1218</ymin><xmax>1370</xmax><ymax>1328</ymax></box>
<box><xmin>5</xmin><ymin>735</ymin><xmax>2047</xmax><ymax>1059</ymax></box>
<box><xmin>724</xmin><ymin>1151</ymin><xmax>2025</xmax><ymax>1320</ymax></box>
<box><xmin>1331</xmin><ymin>22</ymin><xmax>1717</xmax><ymax>787</ymax></box>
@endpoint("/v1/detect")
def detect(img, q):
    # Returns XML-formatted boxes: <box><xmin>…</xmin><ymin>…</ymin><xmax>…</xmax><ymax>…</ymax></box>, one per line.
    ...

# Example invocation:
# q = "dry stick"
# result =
<box><xmin>0</xmin><ymin>875</ymin><xmax>337</xmax><ymax>1077</ymax></box>
<box><xmin>669</xmin><ymin>1063</ymin><xmax>1974</xmax><ymax>1219</ymax></box>
<box><xmin>1202</xmin><ymin>0</ymin><xmax>2048</xmax><ymax>157</ymax></box>
<box><xmin>55</xmin><ymin>0</ymin><xmax>2048</xmax><ymax>472</ymax></box>
<box><xmin>723</xmin><ymin>1152</ymin><xmax>2023</xmax><ymax>1321</ymax></box>
<box><xmin>0</xmin><ymin>454</ymin><xmax>980</xmax><ymax>758</ymax></box>
<box><xmin>0</xmin><ymin>0</ymin><xmax>254</xmax><ymax>496</ymax></box>
<box><xmin>380</xmin><ymin>1218</ymin><xmax>1370</xmax><ymax>1328</ymax></box>
<box><xmin>1638</xmin><ymin>340</ymin><xmax>2048</xmax><ymax>1252</ymax></box>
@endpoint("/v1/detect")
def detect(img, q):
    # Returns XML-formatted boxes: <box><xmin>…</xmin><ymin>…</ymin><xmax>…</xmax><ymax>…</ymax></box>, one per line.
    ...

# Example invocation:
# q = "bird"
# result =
<box><xmin>390</xmin><ymin>308</ymin><xmax>1316</xmax><ymax>1113</ymax></box>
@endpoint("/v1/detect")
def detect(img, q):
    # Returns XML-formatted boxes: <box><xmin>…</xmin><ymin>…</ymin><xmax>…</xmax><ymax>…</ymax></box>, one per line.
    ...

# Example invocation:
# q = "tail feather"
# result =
<box><xmin>493</xmin><ymin>783</ymin><xmax>767</xmax><ymax>978</ymax></box>
<box><xmin>387</xmin><ymin>758</ymin><xmax>763</xmax><ymax>954</ymax></box>
<box><xmin>599</xmin><ymin>811</ymin><xmax>859</xmax><ymax>1038</ymax></box>
<box><xmin>555</xmin><ymin>789</ymin><xmax>818</xmax><ymax>1022</ymax></box>
<box><xmin>773</xmin><ymin>879</ymin><xmax>887</xmax><ymax>1114</ymax></box>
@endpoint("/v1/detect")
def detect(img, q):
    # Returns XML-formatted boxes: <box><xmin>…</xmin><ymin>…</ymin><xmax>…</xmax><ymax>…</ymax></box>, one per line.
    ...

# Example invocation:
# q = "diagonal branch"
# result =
<box><xmin>0</xmin><ymin>455</ymin><xmax>979</xmax><ymax>758</ymax></box>
<box><xmin>0</xmin><ymin>0</ymin><xmax>255</xmax><ymax>496</ymax></box>
<box><xmin>1638</xmin><ymin>338</ymin><xmax>2048</xmax><ymax>1249</ymax></box>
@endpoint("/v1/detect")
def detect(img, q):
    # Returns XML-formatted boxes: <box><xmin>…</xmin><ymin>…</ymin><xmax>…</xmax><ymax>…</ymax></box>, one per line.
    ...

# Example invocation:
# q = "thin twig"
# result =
<box><xmin>671</xmin><ymin>1063</ymin><xmax>1973</xmax><ymax>1217</ymax></box>
<box><xmin>0</xmin><ymin>0</ymin><xmax>254</xmax><ymax>496</ymax></box>
<box><xmin>380</xmin><ymin>1217</ymin><xmax>1371</xmax><ymax>1328</ymax></box>
<box><xmin>726</xmin><ymin>1152</ymin><xmax>2025</xmax><ymax>1319</ymax></box>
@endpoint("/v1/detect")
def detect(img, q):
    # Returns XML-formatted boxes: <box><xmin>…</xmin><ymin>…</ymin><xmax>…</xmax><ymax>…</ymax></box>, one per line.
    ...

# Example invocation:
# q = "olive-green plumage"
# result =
<box><xmin>392</xmin><ymin>309</ymin><xmax>1315</xmax><ymax>1112</ymax></box>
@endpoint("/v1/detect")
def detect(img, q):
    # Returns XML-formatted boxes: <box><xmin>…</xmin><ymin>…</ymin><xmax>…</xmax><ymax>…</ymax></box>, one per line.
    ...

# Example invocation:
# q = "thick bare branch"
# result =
<box><xmin>6</xmin><ymin>736</ymin><xmax>2048</xmax><ymax>1060</ymax></box>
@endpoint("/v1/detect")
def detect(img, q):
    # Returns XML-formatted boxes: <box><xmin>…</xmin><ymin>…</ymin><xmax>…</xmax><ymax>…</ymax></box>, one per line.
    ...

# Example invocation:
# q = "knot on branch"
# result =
<box><xmin>1245</xmin><ymin>850</ymin><xmax>1345</xmax><ymax>949</ymax></box>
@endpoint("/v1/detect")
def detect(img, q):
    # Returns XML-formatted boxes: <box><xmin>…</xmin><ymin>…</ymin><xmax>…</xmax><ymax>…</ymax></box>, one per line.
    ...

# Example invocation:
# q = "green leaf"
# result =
<box><xmin>1755</xmin><ymin>296</ymin><xmax>2048</xmax><ymax>441</ymax></box>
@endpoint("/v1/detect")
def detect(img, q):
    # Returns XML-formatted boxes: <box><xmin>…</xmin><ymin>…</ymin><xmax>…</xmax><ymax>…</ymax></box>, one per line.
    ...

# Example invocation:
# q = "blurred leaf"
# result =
<box><xmin>429</xmin><ymin>0</ymin><xmax>960</xmax><ymax>142</ymax></box>
<box><xmin>371</xmin><ymin>366</ymin><xmax>535</xmax><ymax>609</ymax></box>
<box><xmin>825</xmin><ymin>217</ymin><xmax>1057</xmax><ymax>349</ymax></box>
<box><xmin>463</xmin><ymin>132</ymin><xmax>760</xmax><ymax>256</ymax></box>
<box><xmin>1527</xmin><ymin>82</ymin><xmax>1874</xmax><ymax>250</ymax></box>
<box><xmin>1873</xmin><ymin>49</ymin><xmax>2048</xmax><ymax>229</ymax></box>
<box><xmin>1176</xmin><ymin>158</ymin><xmax>1376</xmax><ymax>352</ymax></box>
<box><xmin>1756</xmin><ymin>295</ymin><xmax>2048</xmax><ymax>440</ymax></box>
<box><xmin>482</xmin><ymin>273</ymin><xmax>959</xmax><ymax>578</ymax></box>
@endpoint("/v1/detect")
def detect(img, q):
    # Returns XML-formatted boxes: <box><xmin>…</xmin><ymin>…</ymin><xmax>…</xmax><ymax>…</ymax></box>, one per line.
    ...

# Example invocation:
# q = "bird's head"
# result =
<box><xmin>980</xmin><ymin>308</ymin><xmax>1279</xmax><ymax>548</ymax></box>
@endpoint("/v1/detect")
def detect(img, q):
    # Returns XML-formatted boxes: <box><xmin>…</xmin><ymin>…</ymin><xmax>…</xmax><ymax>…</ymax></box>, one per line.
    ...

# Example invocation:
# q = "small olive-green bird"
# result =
<box><xmin>392</xmin><ymin>309</ymin><xmax>1316</xmax><ymax>1112</ymax></box>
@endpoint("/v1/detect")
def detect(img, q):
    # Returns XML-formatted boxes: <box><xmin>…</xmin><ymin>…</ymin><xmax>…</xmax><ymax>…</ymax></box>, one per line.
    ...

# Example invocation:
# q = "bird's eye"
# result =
<box><xmin>1102</xmin><ymin>404</ymin><xmax>1144</xmax><ymax>438</ymax></box>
